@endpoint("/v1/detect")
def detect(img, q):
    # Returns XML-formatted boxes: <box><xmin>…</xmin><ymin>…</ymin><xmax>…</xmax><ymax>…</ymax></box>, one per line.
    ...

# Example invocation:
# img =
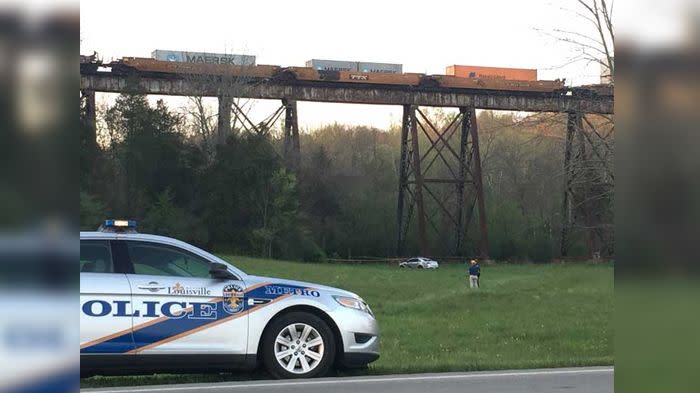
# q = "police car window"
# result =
<box><xmin>126</xmin><ymin>242</ymin><xmax>211</xmax><ymax>278</ymax></box>
<box><xmin>80</xmin><ymin>240</ymin><xmax>113</xmax><ymax>273</ymax></box>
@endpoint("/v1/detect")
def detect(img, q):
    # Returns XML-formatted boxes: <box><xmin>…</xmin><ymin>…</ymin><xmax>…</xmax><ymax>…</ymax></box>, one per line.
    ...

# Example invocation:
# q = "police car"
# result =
<box><xmin>80</xmin><ymin>220</ymin><xmax>379</xmax><ymax>379</ymax></box>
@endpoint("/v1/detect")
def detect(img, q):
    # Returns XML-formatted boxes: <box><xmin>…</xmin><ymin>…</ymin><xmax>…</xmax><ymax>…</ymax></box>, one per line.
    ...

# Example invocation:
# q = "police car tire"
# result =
<box><xmin>262</xmin><ymin>311</ymin><xmax>336</xmax><ymax>379</ymax></box>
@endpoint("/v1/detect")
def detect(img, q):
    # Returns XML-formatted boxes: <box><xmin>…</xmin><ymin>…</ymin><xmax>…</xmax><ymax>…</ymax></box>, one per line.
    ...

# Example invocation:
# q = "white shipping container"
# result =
<box><xmin>358</xmin><ymin>62</ymin><xmax>402</xmax><ymax>74</ymax></box>
<box><xmin>305</xmin><ymin>59</ymin><xmax>403</xmax><ymax>74</ymax></box>
<box><xmin>305</xmin><ymin>59</ymin><xmax>357</xmax><ymax>72</ymax></box>
<box><xmin>151</xmin><ymin>50</ymin><xmax>256</xmax><ymax>66</ymax></box>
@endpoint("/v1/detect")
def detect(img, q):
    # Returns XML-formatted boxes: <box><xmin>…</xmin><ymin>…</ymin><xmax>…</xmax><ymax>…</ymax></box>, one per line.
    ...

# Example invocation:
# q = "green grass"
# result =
<box><xmin>81</xmin><ymin>258</ymin><xmax>613</xmax><ymax>388</ymax></box>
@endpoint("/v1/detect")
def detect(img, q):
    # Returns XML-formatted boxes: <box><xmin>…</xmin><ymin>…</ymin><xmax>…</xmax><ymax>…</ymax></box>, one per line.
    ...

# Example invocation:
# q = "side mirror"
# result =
<box><xmin>209</xmin><ymin>262</ymin><xmax>236</xmax><ymax>280</ymax></box>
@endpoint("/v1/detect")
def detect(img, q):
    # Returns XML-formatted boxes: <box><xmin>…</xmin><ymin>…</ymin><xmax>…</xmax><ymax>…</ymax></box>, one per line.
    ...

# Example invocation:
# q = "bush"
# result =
<box><xmin>80</xmin><ymin>191</ymin><xmax>107</xmax><ymax>230</ymax></box>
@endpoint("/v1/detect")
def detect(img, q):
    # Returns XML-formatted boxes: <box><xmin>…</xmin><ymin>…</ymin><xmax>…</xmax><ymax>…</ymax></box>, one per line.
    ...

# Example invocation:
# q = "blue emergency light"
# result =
<box><xmin>98</xmin><ymin>219</ymin><xmax>137</xmax><ymax>233</ymax></box>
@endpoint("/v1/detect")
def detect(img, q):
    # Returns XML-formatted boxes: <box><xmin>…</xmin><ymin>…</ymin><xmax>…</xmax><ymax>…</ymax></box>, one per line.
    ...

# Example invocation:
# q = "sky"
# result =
<box><xmin>80</xmin><ymin>0</ymin><xmax>613</xmax><ymax>130</ymax></box>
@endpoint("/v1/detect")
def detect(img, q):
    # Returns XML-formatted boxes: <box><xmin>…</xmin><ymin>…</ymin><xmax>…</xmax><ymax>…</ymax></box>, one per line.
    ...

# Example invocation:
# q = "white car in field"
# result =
<box><xmin>398</xmin><ymin>257</ymin><xmax>439</xmax><ymax>269</ymax></box>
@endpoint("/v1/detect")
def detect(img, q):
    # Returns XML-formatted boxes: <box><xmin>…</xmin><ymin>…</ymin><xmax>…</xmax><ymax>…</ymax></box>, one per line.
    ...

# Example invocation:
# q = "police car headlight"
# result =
<box><xmin>333</xmin><ymin>296</ymin><xmax>373</xmax><ymax>316</ymax></box>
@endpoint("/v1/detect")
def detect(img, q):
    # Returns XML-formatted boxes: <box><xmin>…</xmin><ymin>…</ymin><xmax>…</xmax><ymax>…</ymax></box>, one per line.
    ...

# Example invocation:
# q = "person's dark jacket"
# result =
<box><xmin>469</xmin><ymin>264</ymin><xmax>481</xmax><ymax>276</ymax></box>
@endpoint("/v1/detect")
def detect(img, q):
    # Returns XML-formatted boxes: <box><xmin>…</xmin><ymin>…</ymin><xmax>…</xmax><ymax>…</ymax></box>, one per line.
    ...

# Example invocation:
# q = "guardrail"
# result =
<box><xmin>325</xmin><ymin>257</ymin><xmax>475</xmax><ymax>264</ymax></box>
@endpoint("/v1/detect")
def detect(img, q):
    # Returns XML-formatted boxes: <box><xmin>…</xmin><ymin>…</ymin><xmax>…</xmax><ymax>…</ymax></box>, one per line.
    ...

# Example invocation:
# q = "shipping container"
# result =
<box><xmin>446</xmin><ymin>65</ymin><xmax>537</xmax><ymax>81</ymax></box>
<box><xmin>152</xmin><ymin>50</ymin><xmax>256</xmax><ymax>66</ymax></box>
<box><xmin>305</xmin><ymin>59</ymin><xmax>357</xmax><ymax>72</ymax></box>
<box><xmin>358</xmin><ymin>62</ymin><xmax>402</xmax><ymax>74</ymax></box>
<box><xmin>305</xmin><ymin>59</ymin><xmax>403</xmax><ymax>74</ymax></box>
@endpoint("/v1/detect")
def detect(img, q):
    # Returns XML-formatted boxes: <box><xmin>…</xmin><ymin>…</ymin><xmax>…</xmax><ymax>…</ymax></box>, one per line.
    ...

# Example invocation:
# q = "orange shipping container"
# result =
<box><xmin>446</xmin><ymin>65</ymin><xmax>537</xmax><ymax>81</ymax></box>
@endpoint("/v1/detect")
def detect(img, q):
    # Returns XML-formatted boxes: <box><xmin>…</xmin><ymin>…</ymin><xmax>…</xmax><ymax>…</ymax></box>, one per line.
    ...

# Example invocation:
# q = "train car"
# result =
<box><xmin>447</xmin><ymin>65</ymin><xmax>537</xmax><ymax>81</ymax></box>
<box><xmin>104</xmin><ymin>57</ymin><xmax>565</xmax><ymax>94</ymax></box>
<box><xmin>571</xmin><ymin>83</ymin><xmax>613</xmax><ymax>97</ymax></box>
<box><xmin>113</xmin><ymin>57</ymin><xmax>279</xmax><ymax>79</ymax></box>
<box><xmin>336</xmin><ymin>70</ymin><xmax>419</xmax><ymax>84</ymax></box>
<box><xmin>276</xmin><ymin>67</ymin><xmax>423</xmax><ymax>86</ymax></box>
<box><xmin>433</xmin><ymin>74</ymin><xmax>565</xmax><ymax>92</ymax></box>
<box><xmin>283</xmin><ymin>64</ymin><xmax>559</xmax><ymax>91</ymax></box>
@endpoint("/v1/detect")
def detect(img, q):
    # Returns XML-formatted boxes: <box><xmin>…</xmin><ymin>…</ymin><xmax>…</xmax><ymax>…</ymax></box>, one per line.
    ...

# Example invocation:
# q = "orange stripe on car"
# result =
<box><xmin>128</xmin><ymin>294</ymin><xmax>290</xmax><ymax>353</ymax></box>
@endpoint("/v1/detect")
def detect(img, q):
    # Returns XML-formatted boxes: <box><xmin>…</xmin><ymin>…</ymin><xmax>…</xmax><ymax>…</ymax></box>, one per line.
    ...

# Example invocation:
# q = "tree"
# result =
<box><xmin>253</xmin><ymin>168</ymin><xmax>300</xmax><ymax>259</ymax></box>
<box><xmin>141</xmin><ymin>189</ymin><xmax>209</xmax><ymax>246</ymax></box>
<box><xmin>180</xmin><ymin>96</ymin><xmax>218</xmax><ymax>161</ymax></box>
<box><xmin>546</xmin><ymin>0</ymin><xmax>614</xmax><ymax>84</ymax></box>
<box><xmin>300</xmin><ymin>145</ymin><xmax>340</xmax><ymax>251</ymax></box>
<box><xmin>575</xmin><ymin>0</ymin><xmax>614</xmax><ymax>82</ymax></box>
<box><xmin>80</xmin><ymin>191</ymin><xmax>107</xmax><ymax>230</ymax></box>
<box><xmin>102</xmin><ymin>94</ymin><xmax>195</xmax><ymax>216</ymax></box>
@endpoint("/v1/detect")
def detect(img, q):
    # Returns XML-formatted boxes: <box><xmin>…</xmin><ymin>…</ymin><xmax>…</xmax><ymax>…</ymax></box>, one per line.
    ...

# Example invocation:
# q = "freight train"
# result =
<box><xmin>80</xmin><ymin>51</ymin><xmax>568</xmax><ymax>94</ymax></box>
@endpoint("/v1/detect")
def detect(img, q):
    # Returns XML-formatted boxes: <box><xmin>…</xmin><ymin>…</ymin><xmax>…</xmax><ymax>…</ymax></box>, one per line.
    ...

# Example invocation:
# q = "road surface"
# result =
<box><xmin>83</xmin><ymin>366</ymin><xmax>613</xmax><ymax>393</ymax></box>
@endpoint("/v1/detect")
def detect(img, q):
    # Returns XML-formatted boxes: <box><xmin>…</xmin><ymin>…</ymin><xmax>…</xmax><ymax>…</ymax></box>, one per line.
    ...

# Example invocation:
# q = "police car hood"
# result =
<box><xmin>244</xmin><ymin>275</ymin><xmax>358</xmax><ymax>298</ymax></box>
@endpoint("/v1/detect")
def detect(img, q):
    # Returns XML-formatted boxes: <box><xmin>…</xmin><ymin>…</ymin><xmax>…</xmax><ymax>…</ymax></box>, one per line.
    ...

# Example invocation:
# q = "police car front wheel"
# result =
<box><xmin>262</xmin><ymin>312</ymin><xmax>336</xmax><ymax>379</ymax></box>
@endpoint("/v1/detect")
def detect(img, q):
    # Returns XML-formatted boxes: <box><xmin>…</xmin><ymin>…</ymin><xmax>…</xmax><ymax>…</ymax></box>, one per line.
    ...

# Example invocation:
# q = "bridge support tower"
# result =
<box><xmin>396</xmin><ymin>105</ymin><xmax>489</xmax><ymax>259</ymax></box>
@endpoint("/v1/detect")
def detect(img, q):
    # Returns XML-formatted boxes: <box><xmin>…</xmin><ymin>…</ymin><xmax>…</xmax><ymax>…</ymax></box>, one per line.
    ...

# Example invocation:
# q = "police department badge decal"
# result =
<box><xmin>222</xmin><ymin>284</ymin><xmax>245</xmax><ymax>314</ymax></box>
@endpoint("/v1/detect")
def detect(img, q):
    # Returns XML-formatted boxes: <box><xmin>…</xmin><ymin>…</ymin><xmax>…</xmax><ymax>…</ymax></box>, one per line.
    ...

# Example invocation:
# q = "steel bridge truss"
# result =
<box><xmin>216</xmin><ymin>96</ymin><xmax>300</xmax><ymax>171</ymax></box>
<box><xmin>560</xmin><ymin>112</ymin><xmax>614</xmax><ymax>258</ymax></box>
<box><xmin>397</xmin><ymin>105</ymin><xmax>489</xmax><ymax>258</ymax></box>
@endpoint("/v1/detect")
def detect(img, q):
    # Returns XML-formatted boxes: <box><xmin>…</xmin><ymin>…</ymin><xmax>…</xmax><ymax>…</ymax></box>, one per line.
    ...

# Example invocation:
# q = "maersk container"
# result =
<box><xmin>151</xmin><ymin>50</ymin><xmax>256</xmax><ymax>66</ymax></box>
<box><xmin>358</xmin><ymin>62</ymin><xmax>402</xmax><ymax>74</ymax></box>
<box><xmin>305</xmin><ymin>59</ymin><xmax>357</xmax><ymax>72</ymax></box>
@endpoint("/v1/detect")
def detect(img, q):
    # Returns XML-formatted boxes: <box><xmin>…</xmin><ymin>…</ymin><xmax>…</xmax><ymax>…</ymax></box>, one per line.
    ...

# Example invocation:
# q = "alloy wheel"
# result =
<box><xmin>274</xmin><ymin>323</ymin><xmax>325</xmax><ymax>374</ymax></box>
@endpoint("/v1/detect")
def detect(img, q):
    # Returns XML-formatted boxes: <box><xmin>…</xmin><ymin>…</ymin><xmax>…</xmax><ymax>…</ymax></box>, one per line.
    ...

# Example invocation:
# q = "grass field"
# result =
<box><xmin>82</xmin><ymin>257</ymin><xmax>613</xmax><ymax>387</ymax></box>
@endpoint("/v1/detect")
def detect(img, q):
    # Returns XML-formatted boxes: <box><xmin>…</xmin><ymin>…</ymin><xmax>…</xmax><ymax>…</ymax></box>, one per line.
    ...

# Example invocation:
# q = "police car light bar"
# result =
<box><xmin>98</xmin><ymin>219</ymin><xmax>137</xmax><ymax>233</ymax></box>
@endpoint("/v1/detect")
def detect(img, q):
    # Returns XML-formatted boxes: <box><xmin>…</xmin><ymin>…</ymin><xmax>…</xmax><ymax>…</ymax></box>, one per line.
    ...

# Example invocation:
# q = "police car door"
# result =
<box><xmin>80</xmin><ymin>239</ymin><xmax>135</xmax><ymax>354</ymax></box>
<box><xmin>123</xmin><ymin>240</ymin><xmax>248</xmax><ymax>354</ymax></box>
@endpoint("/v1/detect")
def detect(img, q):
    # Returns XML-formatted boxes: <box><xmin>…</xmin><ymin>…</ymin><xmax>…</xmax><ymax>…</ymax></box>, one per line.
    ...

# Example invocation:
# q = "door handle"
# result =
<box><xmin>138</xmin><ymin>282</ymin><xmax>166</xmax><ymax>292</ymax></box>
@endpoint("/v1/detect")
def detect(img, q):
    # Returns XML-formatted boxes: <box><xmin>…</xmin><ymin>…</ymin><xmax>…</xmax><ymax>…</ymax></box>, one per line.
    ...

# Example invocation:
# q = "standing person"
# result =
<box><xmin>468</xmin><ymin>259</ymin><xmax>481</xmax><ymax>289</ymax></box>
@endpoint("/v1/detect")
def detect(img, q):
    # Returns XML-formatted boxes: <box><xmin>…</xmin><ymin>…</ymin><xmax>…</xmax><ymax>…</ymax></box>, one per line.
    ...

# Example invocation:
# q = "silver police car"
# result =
<box><xmin>80</xmin><ymin>220</ymin><xmax>379</xmax><ymax>379</ymax></box>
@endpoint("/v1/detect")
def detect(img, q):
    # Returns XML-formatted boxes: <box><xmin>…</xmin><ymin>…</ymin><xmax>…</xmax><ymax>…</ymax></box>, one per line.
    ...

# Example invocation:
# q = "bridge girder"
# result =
<box><xmin>80</xmin><ymin>73</ymin><xmax>613</xmax><ymax>114</ymax></box>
